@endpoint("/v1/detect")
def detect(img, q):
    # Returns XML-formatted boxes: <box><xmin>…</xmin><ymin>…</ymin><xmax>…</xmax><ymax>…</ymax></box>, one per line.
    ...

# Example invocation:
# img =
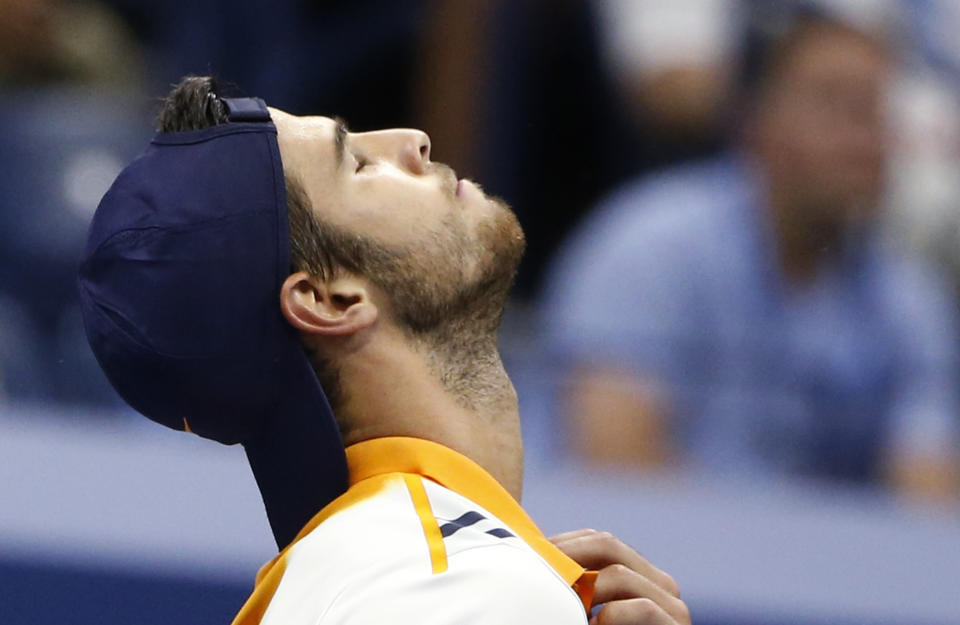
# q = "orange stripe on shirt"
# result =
<box><xmin>348</xmin><ymin>438</ymin><xmax>587</xmax><ymax>592</ymax></box>
<box><xmin>403</xmin><ymin>474</ymin><xmax>448</xmax><ymax>574</ymax></box>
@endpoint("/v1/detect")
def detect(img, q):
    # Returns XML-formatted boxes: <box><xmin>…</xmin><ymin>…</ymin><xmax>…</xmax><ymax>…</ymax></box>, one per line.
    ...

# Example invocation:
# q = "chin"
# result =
<box><xmin>480</xmin><ymin>197</ymin><xmax>525</xmax><ymax>280</ymax></box>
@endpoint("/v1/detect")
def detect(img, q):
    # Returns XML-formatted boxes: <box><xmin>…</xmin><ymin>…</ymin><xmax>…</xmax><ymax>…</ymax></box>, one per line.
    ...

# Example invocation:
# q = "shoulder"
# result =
<box><xmin>867</xmin><ymin>243</ymin><xmax>957</xmax><ymax>332</ymax></box>
<box><xmin>259</xmin><ymin>475</ymin><xmax>586</xmax><ymax>625</ymax></box>
<box><xmin>542</xmin><ymin>157</ymin><xmax>751</xmax><ymax>329</ymax></box>
<box><xmin>257</xmin><ymin>474</ymin><xmax>430</xmax><ymax>624</ymax></box>
<box><xmin>584</xmin><ymin>157</ymin><xmax>745</xmax><ymax>242</ymax></box>
<box><xmin>321</xmin><ymin>540</ymin><xmax>587</xmax><ymax>625</ymax></box>
<box><xmin>547</xmin><ymin>156</ymin><xmax>749</xmax><ymax>285</ymax></box>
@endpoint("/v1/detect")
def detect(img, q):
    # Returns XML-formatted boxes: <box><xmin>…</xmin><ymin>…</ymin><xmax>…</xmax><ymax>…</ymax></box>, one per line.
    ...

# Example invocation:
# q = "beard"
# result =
<box><xmin>391</xmin><ymin>197</ymin><xmax>525</xmax><ymax>338</ymax></box>
<box><xmin>320</xmin><ymin>194</ymin><xmax>525</xmax><ymax>340</ymax></box>
<box><xmin>315</xmin><ymin>193</ymin><xmax>525</xmax><ymax>412</ymax></box>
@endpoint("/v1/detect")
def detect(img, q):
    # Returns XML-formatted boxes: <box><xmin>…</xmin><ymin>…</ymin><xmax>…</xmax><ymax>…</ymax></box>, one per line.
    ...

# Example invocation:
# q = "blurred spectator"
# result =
<box><xmin>0</xmin><ymin>0</ymin><xmax>145</xmax><ymax>406</ymax></box>
<box><xmin>885</xmin><ymin>63</ymin><xmax>960</xmax><ymax>303</ymax></box>
<box><xmin>541</xmin><ymin>5</ymin><xmax>960</xmax><ymax>500</ymax></box>
<box><xmin>0</xmin><ymin>0</ymin><xmax>141</xmax><ymax>87</ymax></box>
<box><xmin>883</xmin><ymin>0</ymin><xmax>960</xmax><ymax>303</ymax></box>
<box><xmin>0</xmin><ymin>89</ymin><xmax>148</xmax><ymax>407</ymax></box>
<box><xmin>593</xmin><ymin>0</ymin><xmax>736</xmax><ymax>171</ymax></box>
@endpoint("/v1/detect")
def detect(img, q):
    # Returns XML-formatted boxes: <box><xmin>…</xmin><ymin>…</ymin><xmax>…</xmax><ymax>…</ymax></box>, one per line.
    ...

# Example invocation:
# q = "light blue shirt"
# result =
<box><xmin>542</xmin><ymin>155</ymin><xmax>959</xmax><ymax>481</ymax></box>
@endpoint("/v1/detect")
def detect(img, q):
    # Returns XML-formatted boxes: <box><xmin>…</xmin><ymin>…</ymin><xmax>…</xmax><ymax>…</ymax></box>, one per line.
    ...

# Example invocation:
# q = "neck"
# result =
<box><xmin>767</xmin><ymin>185</ymin><xmax>844</xmax><ymax>285</ymax></box>
<box><xmin>332</xmin><ymin>322</ymin><xmax>524</xmax><ymax>500</ymax></box>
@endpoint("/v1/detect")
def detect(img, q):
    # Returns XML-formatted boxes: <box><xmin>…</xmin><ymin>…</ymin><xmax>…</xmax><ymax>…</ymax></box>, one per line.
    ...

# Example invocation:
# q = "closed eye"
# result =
<box><xmin>354</xmin><ymin>156</ymin><xmax>368</xmax><ymax>173</ymax></box>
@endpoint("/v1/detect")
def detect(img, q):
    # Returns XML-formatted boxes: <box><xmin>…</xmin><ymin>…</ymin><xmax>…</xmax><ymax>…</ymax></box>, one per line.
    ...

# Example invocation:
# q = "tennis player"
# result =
<box><xmin>79</xmin><ymin>76</ymin><xmax>689</xmax><ymax>625</ymax></box>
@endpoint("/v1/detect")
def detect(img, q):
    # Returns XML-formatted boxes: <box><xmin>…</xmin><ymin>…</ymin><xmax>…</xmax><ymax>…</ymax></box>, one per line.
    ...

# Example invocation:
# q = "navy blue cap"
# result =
<box><xmin>78</xmin><ymin>97</ymin><xmax>348</xmax><ymax>549</ymax></box>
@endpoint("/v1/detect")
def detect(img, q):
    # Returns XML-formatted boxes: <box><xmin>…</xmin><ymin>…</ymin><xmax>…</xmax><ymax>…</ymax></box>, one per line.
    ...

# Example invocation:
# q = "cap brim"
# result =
<box><xmin>243</xmin><ymin>347</ymin><xmax>348</xmax><ymax>549</ymax></box>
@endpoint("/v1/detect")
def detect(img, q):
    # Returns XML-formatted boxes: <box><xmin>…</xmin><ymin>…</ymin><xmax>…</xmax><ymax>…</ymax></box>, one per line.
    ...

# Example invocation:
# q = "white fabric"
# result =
<box><xmin>595</xmin><ymin>0</ymin><xmax>737</xmax><ymax>76</ymax></box>
<box><xmin>260</xmin><ymin>476</ymin><xmax>587</xmax><ymax>625</ymax></box>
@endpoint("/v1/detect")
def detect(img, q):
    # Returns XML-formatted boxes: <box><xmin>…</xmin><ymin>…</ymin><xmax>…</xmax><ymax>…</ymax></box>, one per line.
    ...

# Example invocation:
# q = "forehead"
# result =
<box><xmin>783</xmin><ymin>23</ymin><xmax>890</xmax><ymax>79</ymax></box>
<box><xmin>268</xmin><ymin>107</ymin><xmax>340</xmax><ymax>178</ymax></box>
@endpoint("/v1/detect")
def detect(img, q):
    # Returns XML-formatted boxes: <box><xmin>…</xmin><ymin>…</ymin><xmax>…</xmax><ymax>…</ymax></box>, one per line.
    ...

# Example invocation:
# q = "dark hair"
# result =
<box><xmin>156</xmin><ymin>75</ymin><xmax>347</xmax><ymax>421</ymax></box>
<box><xmin>738</xmin><ymin>2</ymin><xmax>889</xmax><ymax>103</ymax></box>
<box><xmin>155</xmin><ymin>76</ymin><xmax>230</xmax><ymax>132</ymax></box>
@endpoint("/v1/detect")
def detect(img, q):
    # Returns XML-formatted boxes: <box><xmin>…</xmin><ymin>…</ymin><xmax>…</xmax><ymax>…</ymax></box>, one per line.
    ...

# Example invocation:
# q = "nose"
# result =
<box><xmin>401</xmin><ymin>130</ymin><xmax>431</xmax><ymax>174</ymax></box>
<box><xmin>355</xmin><ymin>128</ymin><xmax>431</xmax><ymax>174</ymax></box>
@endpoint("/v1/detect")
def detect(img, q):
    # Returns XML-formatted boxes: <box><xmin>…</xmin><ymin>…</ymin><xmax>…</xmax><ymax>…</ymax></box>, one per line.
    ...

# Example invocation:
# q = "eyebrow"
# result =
<box><xmin>333</xmin><ymin>116</ymin><xmax>349</xmax><ymax>168</ymax></box>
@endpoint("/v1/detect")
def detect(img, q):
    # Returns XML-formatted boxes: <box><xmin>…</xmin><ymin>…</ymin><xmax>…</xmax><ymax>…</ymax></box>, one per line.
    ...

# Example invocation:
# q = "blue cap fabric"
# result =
<box><xmin>78</xmin><ymin>97</ymin><xmax>348</xmax><ymax>549</ymax></box>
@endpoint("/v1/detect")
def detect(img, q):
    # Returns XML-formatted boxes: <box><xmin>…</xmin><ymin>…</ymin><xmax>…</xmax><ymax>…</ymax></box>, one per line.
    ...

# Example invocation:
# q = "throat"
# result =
<box><xmin>419</xmin><ymin>326</ymin><xmax>514</xmax><ymax>416</ymax></box>
<box><xmin>413</xmin><ymin>313</ymin><xmax>524</xmax><ymax>498</ymax></box>
<box><xmin>337</xmin><ymin>321</ymin><xmax>524</xmax><ymax>500</ymax></box>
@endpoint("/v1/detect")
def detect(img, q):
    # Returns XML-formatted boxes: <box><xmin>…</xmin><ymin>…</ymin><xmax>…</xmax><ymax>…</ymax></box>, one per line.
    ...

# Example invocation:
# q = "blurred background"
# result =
<box><xmin>2</xmin><ymin>0</ymin><xmax>960</xmax><ymax>623</ymax></box>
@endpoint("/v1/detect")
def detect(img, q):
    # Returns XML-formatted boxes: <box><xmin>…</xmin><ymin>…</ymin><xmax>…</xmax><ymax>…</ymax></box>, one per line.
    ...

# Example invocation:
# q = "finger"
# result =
<box><xmin>593</xmin><ymin>564</ymin><xmax>689</xmax><ymax>624</ymax></box>
<box><xmin>550</xmin><ymin>528</ymin><xmax>601</xmax><ymax>545</ymax></box>
<box><xmin>553</xmin><ymin>532</ymin><xmax>680</xmax><ymax>598</ymax></box>
<box><xmin>593</xmin><ymin>598</ymin><xmax>678</xmax><ymax>625</ymax></box>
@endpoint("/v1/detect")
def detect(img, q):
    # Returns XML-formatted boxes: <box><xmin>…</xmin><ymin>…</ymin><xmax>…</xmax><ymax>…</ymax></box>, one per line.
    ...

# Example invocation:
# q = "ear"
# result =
<box><xmin>280</xmin><ymin>271</ymin><xmax>378</xmax><ymax>336</ymax></box>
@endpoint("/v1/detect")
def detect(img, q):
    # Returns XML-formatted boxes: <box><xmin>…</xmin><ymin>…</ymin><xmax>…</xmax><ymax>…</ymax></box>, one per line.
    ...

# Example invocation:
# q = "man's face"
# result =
<box><xmin>269</xmin><ymin>108</ymin><xmax>525</xmax><ymax>333</ymax></box>
<box><xmin>753</xmin><ymin>23</ymin><xmax>891</xmax><ymax>223</ymax></box>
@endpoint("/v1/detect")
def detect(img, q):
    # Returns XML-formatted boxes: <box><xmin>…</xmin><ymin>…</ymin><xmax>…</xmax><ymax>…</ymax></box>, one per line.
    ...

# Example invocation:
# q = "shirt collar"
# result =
<box><xmin>240</xmin><ymin>436</ymin><xmax>596</xmax><ymax>622</ymax></box>
<box><xmin>346</xmin><ymin>436</ymin><xmax>588</xmax><ymax>588</ymax></box>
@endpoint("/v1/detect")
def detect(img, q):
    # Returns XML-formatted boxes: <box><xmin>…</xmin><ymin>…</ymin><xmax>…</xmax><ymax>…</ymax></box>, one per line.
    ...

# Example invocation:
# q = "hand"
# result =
<box><xmin>551</xmin><ymin>529</ymin><xmax>691</xmax><ymax>625</ymax></box>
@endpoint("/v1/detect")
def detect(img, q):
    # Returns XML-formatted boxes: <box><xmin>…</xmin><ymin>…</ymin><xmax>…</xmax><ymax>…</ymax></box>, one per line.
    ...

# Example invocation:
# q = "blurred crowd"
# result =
<box><xmin>3</xmin><ymin>0</ymin><xmax>960</xmax><ymax>502</ymax></box>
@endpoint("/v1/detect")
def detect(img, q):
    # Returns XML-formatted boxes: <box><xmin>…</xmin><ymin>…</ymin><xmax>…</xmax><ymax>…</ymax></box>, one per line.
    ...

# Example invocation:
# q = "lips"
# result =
<box><xmin>430</xmin><ymin>163</ymin><xmax>459</xmax><ymax>198</ymax></box>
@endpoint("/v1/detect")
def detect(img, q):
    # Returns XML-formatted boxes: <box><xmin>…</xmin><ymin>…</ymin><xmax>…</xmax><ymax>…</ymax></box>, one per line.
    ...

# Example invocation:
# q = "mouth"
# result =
<box><xmin>448</xmin><ymin>170</ymin><xmax>461</xmax><ymax>198</ymax></box>
<box><xmin>431</xmin><ymin>163</ymin><xmax>460</xmax><ymax>198</ymax></box>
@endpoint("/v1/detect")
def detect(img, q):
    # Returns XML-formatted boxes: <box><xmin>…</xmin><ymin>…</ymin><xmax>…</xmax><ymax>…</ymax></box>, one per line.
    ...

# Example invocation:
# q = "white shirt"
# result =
<box><xmin>232</xmin><ymin>437</ymin><xmax>594</xmax><ymax>625</ymax></box>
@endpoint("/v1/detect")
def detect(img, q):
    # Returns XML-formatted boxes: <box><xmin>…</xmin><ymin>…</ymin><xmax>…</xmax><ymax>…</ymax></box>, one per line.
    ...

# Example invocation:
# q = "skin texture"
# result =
<box><xmin>271</xmin><ymin>107</ymin><xmax>527</xmax><ymax>499</ymax></box>
<box><xmin>552</xmin><ymin>529</ymin><xmax>691</xmax><ymax>625</ymax></box>
<box><xmin>270</xmin><ymin>108</ymin><xmax>690</xmax><ymax>623</ymax></box>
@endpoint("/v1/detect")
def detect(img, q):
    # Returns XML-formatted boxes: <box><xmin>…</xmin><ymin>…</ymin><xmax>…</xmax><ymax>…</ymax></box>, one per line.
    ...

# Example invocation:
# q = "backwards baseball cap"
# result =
<box><xmin>78</xmin><ymin>96</ymin><xmax>348</xmax><ymax>550</ymax></box>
